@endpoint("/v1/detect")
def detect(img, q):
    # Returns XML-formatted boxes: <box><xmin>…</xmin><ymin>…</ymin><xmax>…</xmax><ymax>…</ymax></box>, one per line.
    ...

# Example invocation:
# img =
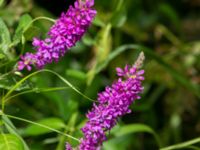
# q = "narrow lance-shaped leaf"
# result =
<box><xmin>110</xmin><ymin>0</ymin><xmax>127</xmax><ymax>28</ymax></box>
<box><xmin>87</xmin><ymin>23</ymin><xmax>112</xmax><ymax>85</ymax></box>
<box><xmin>23</xmin><ymin>118</ymin><xmax>66</xmax><ymax>136</ymax></box>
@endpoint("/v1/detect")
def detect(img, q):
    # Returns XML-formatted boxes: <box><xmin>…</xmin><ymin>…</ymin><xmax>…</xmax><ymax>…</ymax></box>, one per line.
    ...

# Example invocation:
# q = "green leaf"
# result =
<box><xmin>12</xmin><ymin>15</ymin><xmax>55</xmax><ymax>45</ymax></box>
<box><xmin>82</xmin><ymin>33</ymin><xmax>95</xmax><ymax>46</ymax></box>
<box><xmin>13</xmin><ymin>14</ymin><xmax>32</xmax><ymax>45</ymax></box>
<box><xmin>110</xmin><ymin>0</ymin><xmax>127</xmax><ymax>28</ymax></box>
<box><xmin>104</xmin><ymin>135</ymin><xmax>134</xmax><ymax>150</ymax></box>
<box><xmin>115</xmin><ymin>124</ymin><xmax>154</xmax><ymax>136</ymax></box>
<box><xmin>23</xmin><ymin>26</ymin><xmax>41</xmax><ymax>41</ymax></box>
<box><xmin>56</xmin><ymin>113</ymin><xmax>78</xmax><ymax>150</ymax></box>
<box><xmin>0</xmin><ymin>18</ymin><xmax>10</xmax><ymax>44</ymax></box>
<box><xmin>66</xmin><ymin>69</ymin><xmax>87</xmax><ymax>81</ymax></box>
<box><xmin>87</xmin><ymin>23</ymin><xmax>112</xmax><ymax>85</ymax></box>
<box><xmin>2</xmin><ymin>115</ymin><xmax>30</xmax><ymax>150</ymax></box>
<box><xmin>0</xmin><ymin>134</ymin><xmax>24</xmax><ymax>150</ymax></box>
<box><xmin>96</xmin><ymin>23</ymin><xmax>112</xmax><ymax>63</ymax></box>
<box><xmin>93</xmin><ymin>15</ymin><xmax>106</xmax><ymax>27</ymax></box>
<box><xmin>0</xmin><ymin>17</ymin><xmax>12</xmax><ymax>60</ymax></box>
<box><xmin>23</xmin><ymin>118</ymin><xmax>65</xmax><ymax>136</ymax></box>
<box><xmin>110</xmin><ymin>10</ymin><xmax>127</xmax><ymax>28</ymax></box>
<box><xmin>160</xmin><ymin>137</ymin><xmax>200</xmax><ymax>150</ymax></box>
<box><xmin>186</xmin><ymin>146</ymin><xmax>200</xmax><ymax>150</ymax></box>
<box><xmin>158</xmin><ymin>3</ymin><xmax>180</xmax><ymax>30</ymax></box>
<box><xmin>0</xmin><ymin>52</ymin><xmax>5</xmax><ymax>59</ymax></box>
<box><xmin>0</xmin><ymin>0</ymin><xmax>4</xmax><ymax>7</ymax></box>
<box><xmin>113</xmin><ymin>124</ymin><xmax>161</xmax><ymax>147</ymax></box>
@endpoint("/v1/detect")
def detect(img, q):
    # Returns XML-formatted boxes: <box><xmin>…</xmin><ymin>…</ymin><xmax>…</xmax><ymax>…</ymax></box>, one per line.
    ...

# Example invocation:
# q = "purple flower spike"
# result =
<box><xmin>67</xmin><ymin>63</ymin><xmax>144</xmax><ymax>150</ymax></box>
<box><xmin>17</xmin><ymin>0</ymin><xmax>96</xmax><ymax>71</ymax></box>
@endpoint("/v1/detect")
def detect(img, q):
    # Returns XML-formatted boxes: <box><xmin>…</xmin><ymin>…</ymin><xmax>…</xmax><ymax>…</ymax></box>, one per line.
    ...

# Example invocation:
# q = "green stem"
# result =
<box><xmin>0</xmin><ymin>113</ymin><xmax>80</xmax><ymax>142</ymax></box>
<box><xmin>160</xmin><ymin>137</ymin><xmax>200</xmax><ymax>150</ymax></box>
<box><xmin>23</xmin><ymin>16</ymin><xmax>55</xmax><ymax>34</ymax></box>
<box><xmin>2</xmin><ymin>70</ymin><xmax>41</xmax><ymax>112</ymax></box>
<box><xmin>2</xmin><ymin>69</ymin><xmax>95</xmax><ymax>112</ymax></box>
<box><xmin>4</xmin><ymin>87</ymin><xmax>69</xmax><ymax>102</ymax></box>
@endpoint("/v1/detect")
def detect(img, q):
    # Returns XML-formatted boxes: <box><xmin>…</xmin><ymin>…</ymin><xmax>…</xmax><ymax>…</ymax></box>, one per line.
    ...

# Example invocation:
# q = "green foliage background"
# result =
<box><xmin>0</xmin><ymin>0</ymin><xmax>200</xmax><ymax>149</ymax></box>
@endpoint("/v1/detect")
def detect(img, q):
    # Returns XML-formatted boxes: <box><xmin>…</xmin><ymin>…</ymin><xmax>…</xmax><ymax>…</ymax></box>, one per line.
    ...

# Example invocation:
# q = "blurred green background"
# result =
<box><xmin>0</xmin><ymin>0</ymin><xmax>200</xmax><ymax>149</ymax></box>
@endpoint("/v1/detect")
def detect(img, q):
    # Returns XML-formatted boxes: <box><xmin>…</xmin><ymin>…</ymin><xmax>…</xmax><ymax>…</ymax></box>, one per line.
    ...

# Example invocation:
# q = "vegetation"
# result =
<box><xmin>0</xmin><ymin>0</ymin><xmax>199</xmax><ymax>149</ymax></box>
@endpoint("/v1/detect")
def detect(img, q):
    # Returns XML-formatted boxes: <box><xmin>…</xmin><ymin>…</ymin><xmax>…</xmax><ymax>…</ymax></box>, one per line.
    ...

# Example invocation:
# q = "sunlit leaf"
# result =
<box><xmin>2</xmin><ymin>115</ymin><xmax>30</xmax><ymax>150</ymax></box>
<box><xmin>0</xmin><ymin>18</ymin><xmax>10</xmax><ymax>44</ymax></box>
<box><xmin>0</xmin><ymin>17</ymin><xmax>12</xmax><ymax>60</ymax></box>
<box><xmin>87</xmin><ymin>23</ymin><xmax>112</xmax><ymax>85</ymax></box>
<box><xmin>0</xmin><ymin>134</ymin><xmax>24</xmax><ymax>150</ymax></box>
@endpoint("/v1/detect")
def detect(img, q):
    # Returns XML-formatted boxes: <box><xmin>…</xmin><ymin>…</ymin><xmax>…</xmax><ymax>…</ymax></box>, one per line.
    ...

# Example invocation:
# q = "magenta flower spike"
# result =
<box><xmin>66</xmin><ymin>56</ymin><xmax>145</xmax><ymax>150</ymax></box>
<box><xmin>17</xmin><ymin>0</ymin><xmax>96</xmax><ymax>71</ymax></box>
<box><xmin>79</xmin><ymin>66</ymin><xmax>144</xmax><ymax>149</ymax></box>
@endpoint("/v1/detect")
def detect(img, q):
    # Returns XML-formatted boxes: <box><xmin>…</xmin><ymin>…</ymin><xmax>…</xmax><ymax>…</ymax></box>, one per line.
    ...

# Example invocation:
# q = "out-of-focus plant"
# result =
<box><xmin>0</xmin><ymin>0</ymin><xmax>200</xmax><ymax>149</ymax></box>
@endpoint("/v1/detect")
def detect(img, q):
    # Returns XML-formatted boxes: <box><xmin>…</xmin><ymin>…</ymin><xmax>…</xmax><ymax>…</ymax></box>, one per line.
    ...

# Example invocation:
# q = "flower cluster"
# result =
<box><xmin>66</xmin><ymin>63</ymin><xmax>144</xmax><ymax>150</ymax></box>
<box><xmin>17</xmin><ymin>0</ymin><xmax>96</xmax><ymax>71</ymax></box>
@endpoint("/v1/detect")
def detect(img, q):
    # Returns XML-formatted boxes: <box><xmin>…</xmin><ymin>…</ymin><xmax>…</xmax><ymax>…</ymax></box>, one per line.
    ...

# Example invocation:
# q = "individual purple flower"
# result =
<box><xmin>66</xmin><ymin>55</ymin><xmax>145</xmax><ymax>150</ymax></box>
<box><xmin>17</xmin><ymin>0</ymin><xmax>96</xmax><ymax>71</ymax></box>
<box><xmin>17</xmin><ymin>52</ymin><xmax>37</xmax><ymax>71</ymax></box>
<box><xmin>66</xmin><ymin>143</ymin><xmax>72</xmax><ymax>150</ymax></box>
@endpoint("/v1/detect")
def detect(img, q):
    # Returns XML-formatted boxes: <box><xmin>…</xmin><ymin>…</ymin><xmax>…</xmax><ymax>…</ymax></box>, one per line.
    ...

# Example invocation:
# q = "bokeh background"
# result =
<box><xmin>0</xmin><ymin>0</ymin><xmax>200</xmax><ymax>149</ymax></box>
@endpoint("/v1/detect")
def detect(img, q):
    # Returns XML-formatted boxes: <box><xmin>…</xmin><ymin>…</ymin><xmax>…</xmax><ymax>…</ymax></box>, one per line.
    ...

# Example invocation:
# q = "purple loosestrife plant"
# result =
<box><xmin>66</xmin><ymin>53</ymin><xmax>145</xmax><ymax>150</ymax></box>
<box><xmin>17</xmin><ymin>0</ymin><xmax>96</xmax><ymax>71</ymax></box>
